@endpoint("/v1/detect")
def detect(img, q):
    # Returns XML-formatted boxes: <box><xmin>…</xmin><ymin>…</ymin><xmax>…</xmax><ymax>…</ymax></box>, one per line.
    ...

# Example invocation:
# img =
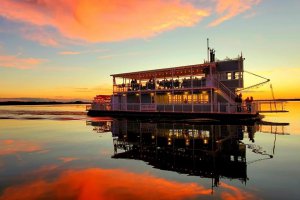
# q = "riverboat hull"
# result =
<box><xmin>87</xmin><ymin>109</ymin><xmax>262</xmax><ymax>124</ymax></box>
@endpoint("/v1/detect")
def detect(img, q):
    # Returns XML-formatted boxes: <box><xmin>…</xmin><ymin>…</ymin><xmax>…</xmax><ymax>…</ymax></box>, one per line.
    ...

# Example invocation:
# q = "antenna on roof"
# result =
<box><xmin>207</xmin><ymin>38</ymin><xmax>210</xmax><ymax>62</ymax></box>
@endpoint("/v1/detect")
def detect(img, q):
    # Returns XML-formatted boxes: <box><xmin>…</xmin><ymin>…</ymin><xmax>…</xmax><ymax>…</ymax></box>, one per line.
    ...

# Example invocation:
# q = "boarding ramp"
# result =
<box><xmin>255</xmin><ymin>100</ymin><xmax>288</xmax><ymax>113</ymax></box>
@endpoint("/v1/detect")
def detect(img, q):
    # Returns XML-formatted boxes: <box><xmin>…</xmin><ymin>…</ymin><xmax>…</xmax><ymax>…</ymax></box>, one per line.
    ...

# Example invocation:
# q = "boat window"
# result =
<box><xmin>234</xmin><ymin>72</ymin><xmax>240</xmax><ymax>79</ymax></box>
<box><xmin>226</xmin><ymin>72</ymin><xmax>232</xmax><ymax>80</ymax></box>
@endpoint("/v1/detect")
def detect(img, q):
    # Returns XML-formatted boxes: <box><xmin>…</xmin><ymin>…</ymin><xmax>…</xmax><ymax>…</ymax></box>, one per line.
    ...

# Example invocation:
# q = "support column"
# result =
<box><xmin>172</xmin><ymin>69</ymin><xmax>174</xmax><ymax>112</ymax></box>
<box><xmin>210</xmin><ymin>88</ymin><xmax>213</xmax><ymax>113</ymax></box>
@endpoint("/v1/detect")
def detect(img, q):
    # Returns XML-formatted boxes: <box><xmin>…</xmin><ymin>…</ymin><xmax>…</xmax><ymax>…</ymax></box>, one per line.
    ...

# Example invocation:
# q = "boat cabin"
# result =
<box><xmin>105</xmin><ymin>54</ymin><xmax>246</xmax><ymax>113</ymax></box>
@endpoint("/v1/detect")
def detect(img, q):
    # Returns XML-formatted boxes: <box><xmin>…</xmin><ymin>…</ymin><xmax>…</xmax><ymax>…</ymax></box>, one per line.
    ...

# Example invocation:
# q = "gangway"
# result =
<box><xmin>256</xmin><ymin>100</ymin><xmax>288</xmax><ymax>113</ymax></box>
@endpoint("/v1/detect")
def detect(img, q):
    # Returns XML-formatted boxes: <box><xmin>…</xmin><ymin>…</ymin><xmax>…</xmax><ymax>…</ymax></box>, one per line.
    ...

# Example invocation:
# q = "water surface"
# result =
<box><xmin>0</xmin><ymin>103</ymin><xmax>299</xmax><ymax>199</ymax></box>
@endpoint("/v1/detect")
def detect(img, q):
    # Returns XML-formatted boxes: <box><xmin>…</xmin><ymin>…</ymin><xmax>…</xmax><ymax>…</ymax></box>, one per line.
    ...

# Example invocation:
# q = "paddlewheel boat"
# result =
<box><xmin>87</xmin><ymin>45</ymin><xmax>286</xmax><ymax>121</ymax></box>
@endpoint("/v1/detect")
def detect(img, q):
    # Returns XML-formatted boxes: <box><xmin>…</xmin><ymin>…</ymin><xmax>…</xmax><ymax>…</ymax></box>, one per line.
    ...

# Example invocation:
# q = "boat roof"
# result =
<box><xmin>111</xmin><ymin>63</ymin><xmax>211</xmax><ymax>79</ymax></box>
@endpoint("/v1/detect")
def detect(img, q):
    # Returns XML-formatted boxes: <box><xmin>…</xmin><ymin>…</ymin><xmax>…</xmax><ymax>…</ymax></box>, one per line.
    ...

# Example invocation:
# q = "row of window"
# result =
<box><xmin>168</xmin><ymin>94</ymin><xmax>209</xmax><ymax>103</ymax></box>
<box><xmin>226</xmin><ymin>72</ymin><xmax>242</xmax><ymax>80</ymax></box>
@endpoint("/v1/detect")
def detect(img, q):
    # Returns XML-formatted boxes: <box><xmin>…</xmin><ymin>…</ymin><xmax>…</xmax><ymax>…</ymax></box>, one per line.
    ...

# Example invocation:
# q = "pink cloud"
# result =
<box><xmin>0</xmin><ymin>0</ymin><xmax>209</xmax><ymax>42</ymax></box>
<box><xmin>0</xmin><ymin>54</ymin><xmax>46</xmax><ymax>69</ymax></box>
<box><xmin>209</xmin><ymin>0</ymin><xmax>261</xmax><ymax>27</ymax></box>
<box><xmin>21</xmin><ymin>27</ymin><xmax>60</xmax><ymax>47</ymax></box>
<box><xmin>59</xmin><ymin>51</ymin><xmax>81</xmax><ymax>55</ymax></box>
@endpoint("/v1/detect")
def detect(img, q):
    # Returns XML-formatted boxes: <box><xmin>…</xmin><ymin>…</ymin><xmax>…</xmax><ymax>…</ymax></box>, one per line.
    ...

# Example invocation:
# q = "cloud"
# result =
<box><xmin>209</xmin><ymin>0</ymin><xmax>261</xmax><ymax>27</ymax></box>
<box><xmin>0</xmin><ymin>1</ymin><xmax>263</xmax><ymax>44</ymax></box>
<box><xmin>0</xmin><ymin>54</ymin><xmax>46</xmax><ymax>69</ymax></box>
<box><xmin>59</xmin><ymin>49</ymin><xmax>108</xmax><ymax>55</ymax></box>
<box><xmin>59</xmin><ymin>51</ymin><xmax>81</xmax><ymax>55</ymax></box>
<box><xmin>21</xmin><ymin>27</ymin><xmax>60</xmax><ymax>47</ymax></box>
<box><xmin>98</xmin><ymin>52</ymin><xmax>140</xmax><ymax>60</ymax></box>
<box><xmin>73</xmin><ymin>88</ymin><xmax>91</xmax><ymax>93</ymax></box>
<box><xmin>0</xmin><ymin>0</ymin><xmax>209</xmax><ymax>43</ymax></box>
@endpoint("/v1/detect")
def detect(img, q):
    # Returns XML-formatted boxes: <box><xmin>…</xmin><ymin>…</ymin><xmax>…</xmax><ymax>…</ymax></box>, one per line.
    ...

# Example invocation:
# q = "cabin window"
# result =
<box><xmin>168</xmin><ymin>94</ymin><xmax>172</xmax><ymax>103</ymax></box>
<box><xmin>192</xmin><ymin>93</ymin><xmax>209</xmax><ymax>103</ymax></box>
<box><xmin>234</xmin><ymin>72</ymin><xmax>240</xmax><ymax>79</ymax></box>
<box><xmin>226</xmin><ymin>72</ymin><xmax>232</xmax><ymax>80</ymax></box>
<box><xmin>172</xmin><ymin>95</ymin><xmax>178</xmax><ymax>103</ymax></box>
<box><xmin>156</xmin><ymin>94</ymin><xmax>169</xmax><ymax>104</ymax></box>
<box><xmin>199</xmin><ymin>93</ymin><xmax>209</xmax><ymax>103</ymax></box>
<box><xmin>170</xmin><ymin>93</ymin><xmax>209</xmax><ymax>104</ymax></box>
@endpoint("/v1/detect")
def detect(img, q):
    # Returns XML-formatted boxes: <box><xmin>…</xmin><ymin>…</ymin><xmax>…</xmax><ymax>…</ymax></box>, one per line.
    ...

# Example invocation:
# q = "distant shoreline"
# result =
<box><xmin>0</xmin><ymin>101</ymin><xmax>90</xmax><ymax>106</ymax></box>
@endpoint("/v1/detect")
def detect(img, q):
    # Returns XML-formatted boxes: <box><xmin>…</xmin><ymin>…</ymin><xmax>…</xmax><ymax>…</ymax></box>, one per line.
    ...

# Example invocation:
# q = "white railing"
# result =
<box><xmin>113</xmin><ymin>77</ymin><xmax>214</xmax><ymax>94</ymax></box>
<box><xmin>88</xmin><ymin>102</ymin><xmax>258</xmax><ymax>114</ymax></box>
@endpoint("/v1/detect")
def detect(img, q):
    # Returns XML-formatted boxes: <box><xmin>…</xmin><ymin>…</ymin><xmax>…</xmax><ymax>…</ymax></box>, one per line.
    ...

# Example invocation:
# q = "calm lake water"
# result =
<box><xmin>0</xmin><ymin>102</ymin><xmax>299</xmax><ymax>200</ymax></box>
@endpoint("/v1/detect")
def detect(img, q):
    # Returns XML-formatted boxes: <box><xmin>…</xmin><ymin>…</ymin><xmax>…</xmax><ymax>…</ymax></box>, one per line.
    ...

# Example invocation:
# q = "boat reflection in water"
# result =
<box><xmin>87</xmin><ymin>118</ymin><xmax>287</xmax><ymax>190</ymax></box>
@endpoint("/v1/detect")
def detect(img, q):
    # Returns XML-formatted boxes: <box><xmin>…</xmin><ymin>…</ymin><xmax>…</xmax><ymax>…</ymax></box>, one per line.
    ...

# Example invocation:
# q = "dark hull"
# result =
<box><xmin>87</xmin><ymin>110</ymin><xmax>262</xmax><ymax>124</ymax></box>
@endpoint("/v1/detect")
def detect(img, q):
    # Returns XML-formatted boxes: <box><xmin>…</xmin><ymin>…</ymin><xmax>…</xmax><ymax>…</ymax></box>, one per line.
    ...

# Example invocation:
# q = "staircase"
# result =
<box><xmin>212</xmin><ymin>77</ymin><xmax>236</xmax><ymax>105</ymax></box>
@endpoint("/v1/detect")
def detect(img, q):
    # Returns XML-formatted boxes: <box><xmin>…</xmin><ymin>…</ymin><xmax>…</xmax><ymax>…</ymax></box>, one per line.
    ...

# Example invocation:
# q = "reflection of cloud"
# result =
<box><xmin>220</xmin><ymin>182</ymin><xmax>256</xmax><ymax>200</ymax></box>
<box><xmin>0</xmin><ymin>139</ymin><xmax>43</xmax><ymax>155</ymax></box>
<box><xmin>0</xmin><ymin>168</ymin><xmax>211</xmax><ymax>200</ymax></box>
<box><xmin>209</xmin><ymin>0</ymin><xmax>260</xmax><ymax>27</ymax></box>
<box><xmin>59</xmin><ymin>157</ymin><xmax>79</xmax><ymax>163</ymax></box>
<box><xmin>0</xmin><ymin>168</ymin><xmax>257</xmax><ymax>200</ymax></box>
<box><xmin>0</xmin><ymin>54</ymin><xmax>46</xmax><ymax>69</ymax></box>
<box><xmin>0</xmin><ymin>0</ymin><xmax>208</xmax><ymax>43</ymax></box>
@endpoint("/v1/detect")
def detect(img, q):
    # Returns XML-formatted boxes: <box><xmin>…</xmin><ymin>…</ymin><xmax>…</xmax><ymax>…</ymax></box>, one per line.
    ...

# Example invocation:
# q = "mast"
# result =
<box><xmin>207</xmin><ymin>38</ymin><xmax>210</xmax><ymax>62</ymax></box>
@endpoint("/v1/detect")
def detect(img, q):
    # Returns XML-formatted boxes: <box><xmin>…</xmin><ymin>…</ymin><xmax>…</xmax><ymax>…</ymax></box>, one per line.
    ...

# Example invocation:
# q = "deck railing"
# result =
<box><xmin>88</xmin><ymin>102</ymin><xmax>257</xmax><ymax>114</ymax></box>
<box><xmin>113</xmin><ymin>77</ymin><xmax>211</xmax><ymax>93</ymax></box>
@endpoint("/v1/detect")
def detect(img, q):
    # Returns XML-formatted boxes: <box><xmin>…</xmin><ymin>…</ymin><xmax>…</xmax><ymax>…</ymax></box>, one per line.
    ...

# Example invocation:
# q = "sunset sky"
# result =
<box><xmin>0</xmin><ymin>0</ymin><xmax>299</xmax><ymax>101</ymax></box>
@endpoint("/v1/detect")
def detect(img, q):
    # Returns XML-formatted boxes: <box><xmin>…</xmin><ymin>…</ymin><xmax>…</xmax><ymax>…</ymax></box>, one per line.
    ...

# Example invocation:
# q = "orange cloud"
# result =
<box><xmin>0</xmin><ymin>0</ymin><xmax>209</xmax><ymax>43</ymax></box>
<box><xmin>0</xmin><ymin>139</ymin><xmax>43</xmax><ymax>155</ymax></box>
<box><xmin>0</xmin><ymin>54</ymin><xmax>46</xmax><ymax>69</ymax></box>
<box><xmin>209</xmin><ymin>0</ymin><xmax>261</xmax><ymax>26</ymax></box>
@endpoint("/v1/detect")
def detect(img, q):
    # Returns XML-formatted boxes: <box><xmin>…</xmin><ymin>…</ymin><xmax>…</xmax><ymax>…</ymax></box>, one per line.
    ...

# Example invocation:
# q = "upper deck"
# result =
<box><xmin>111</xmin><ymin>57</ymin><xmax>244</xmax><ymax>94</ymax></box>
